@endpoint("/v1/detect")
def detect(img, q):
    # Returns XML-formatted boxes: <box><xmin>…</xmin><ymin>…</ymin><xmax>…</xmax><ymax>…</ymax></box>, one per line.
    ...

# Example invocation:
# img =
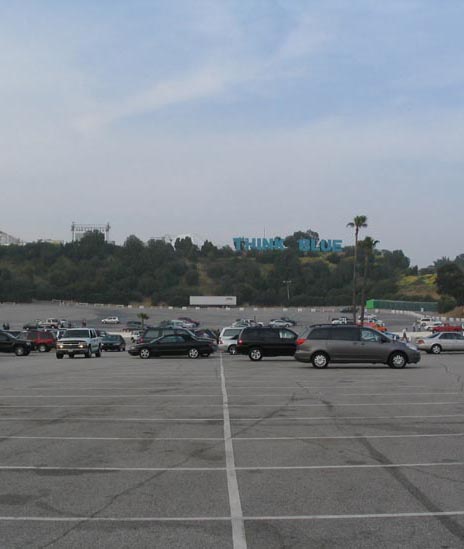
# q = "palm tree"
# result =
<box><xmin>359</xmin><ymin>237</ymin><xmax>379</xmax><ymax>325</ymax></box>
<box><xmin>137</xmin><ymin>312</ymin><xmax>149</xmax><ymax>330</ymax></box>
<box><xmin>347</xmin><ymin>215</ymin><xmax>368</xmax><ymax>323</ymax></box>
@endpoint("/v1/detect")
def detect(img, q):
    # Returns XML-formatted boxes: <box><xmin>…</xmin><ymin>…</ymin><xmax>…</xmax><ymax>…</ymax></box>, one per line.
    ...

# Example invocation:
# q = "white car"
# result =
<box><xmin>101</xmin><ymin>316</ymin><xmax>120</xmax><ymax>324</ymax></box>
<box><xmin>218</xmin><ymin>327</ymin><xmax>243</xmax><ymax>354</ymax></box>
<box><xmin>269</xmin><ymin>319</ymin><xmax>292</xmax><ymax>328</ymax></box>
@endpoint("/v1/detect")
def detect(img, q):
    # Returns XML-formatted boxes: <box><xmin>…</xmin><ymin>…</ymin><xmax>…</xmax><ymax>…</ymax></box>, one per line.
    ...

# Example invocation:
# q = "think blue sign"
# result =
<box><xmin>233</xmin><ymin>237</ymin><xmax>343</xmax><ymax>252</ymax></box>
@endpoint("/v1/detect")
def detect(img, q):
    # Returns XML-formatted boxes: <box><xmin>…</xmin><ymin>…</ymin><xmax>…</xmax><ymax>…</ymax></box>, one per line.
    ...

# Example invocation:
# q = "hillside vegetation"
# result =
<box><xmin>0</xmin><ymin>230</ymin><xmax>457</xmax><ymax>310</ymax></box>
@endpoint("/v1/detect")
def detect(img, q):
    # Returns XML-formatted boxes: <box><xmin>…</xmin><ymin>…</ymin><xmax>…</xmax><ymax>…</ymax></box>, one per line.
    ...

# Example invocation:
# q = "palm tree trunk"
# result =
<box><xmin>360</xmin><ymin>254</ymin><xmax>368</xmax><ymax>325</ymax></box>
<box><xmin>352</xmin><ymin>229</ymin><xmax>358</xmax><ymax>323</ymax></box>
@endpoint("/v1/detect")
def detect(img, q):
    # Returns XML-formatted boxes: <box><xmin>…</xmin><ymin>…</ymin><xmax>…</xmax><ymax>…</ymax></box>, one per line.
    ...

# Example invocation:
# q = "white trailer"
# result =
<box><xmin>189</xmin><ymin>296</ymin><xmax>237</xmax><ymax>307</ymax></box>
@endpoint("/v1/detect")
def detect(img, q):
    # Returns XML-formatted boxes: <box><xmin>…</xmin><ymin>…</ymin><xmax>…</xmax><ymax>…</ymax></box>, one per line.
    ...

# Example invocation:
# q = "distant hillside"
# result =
<box><xmin>0</xmin><ymin>230</ymin><xmax>453</xmax><ymax>310</ymax></box>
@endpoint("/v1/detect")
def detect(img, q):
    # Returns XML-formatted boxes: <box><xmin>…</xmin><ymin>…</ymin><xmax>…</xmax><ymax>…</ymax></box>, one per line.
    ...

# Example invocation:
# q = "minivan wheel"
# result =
<box><xmin>228</xmin><ymin>345</ymin><xmax>237</xmax><ymax>355</ymax></box>
<box><xmin>139</xmin><ymin>348</ymin><xmax>151</xmax><ymax>359</ymax></box>
<box><xmin>249</xmin><ymin>348</ymin><xmax>262</xmax><ymax>361</ymax></box>
<box><xmin>431</xmin><ymin>344</ymin><xmax>442</xmax><ymax>355</ymax></box>
<box><xmin>188</xmin><ymin>348</ymin><xmax>200</xmax><ymax>359</ymax></box>
<box><xmin>312</xmin><ymin>352</ymin><xmax>329</xmax><ymax>368</ymax></box>
<box><xmin>56</xmin><ymin>353</ymin><xmax>63</xmax><ymax>359</ymax></box>
<box><xmin>389</xmin><ymin>352</ymin><xmax>407</xmax><ymax>369</ymax></box>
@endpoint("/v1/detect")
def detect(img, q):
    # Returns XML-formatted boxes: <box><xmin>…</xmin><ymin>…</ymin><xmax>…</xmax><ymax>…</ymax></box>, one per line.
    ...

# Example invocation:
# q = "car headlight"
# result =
<box><xmin>57</xmin><ymin>343</ymin><xmax>63</xmax><ymax>349</ymax></box>
<box><xmin>78</xmin><ymin>343</ymin><xmax>86</xmax><ymax>348</ymax></box>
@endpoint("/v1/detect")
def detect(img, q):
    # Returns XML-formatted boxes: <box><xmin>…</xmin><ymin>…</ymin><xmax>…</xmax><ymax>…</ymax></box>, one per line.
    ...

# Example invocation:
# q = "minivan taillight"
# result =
<box><xmin>296</xmin><ymin>338</ymin><xmax>306</xmax><ymax>346</ymax></box>
<box><xmin>238</xmin><ymin>339</ymin><xmax>243</xmax><ymax>345</ymax></box>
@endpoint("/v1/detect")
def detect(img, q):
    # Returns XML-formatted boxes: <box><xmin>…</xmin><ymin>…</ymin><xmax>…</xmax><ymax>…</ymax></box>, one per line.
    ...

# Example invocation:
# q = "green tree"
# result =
<box><xmin>137</xmin><ymin>312</ymin><xmax>149</xmax><ymax>329</ymax></box>
<box><xmin>347</xmin><ymin>215</ymin><xmax>368</xmax><ymax>322</ymax></box>
<box><xmin>437</xmin><ymin>263</ymin><xmax>464</xmax><ymax>305</ymax></box>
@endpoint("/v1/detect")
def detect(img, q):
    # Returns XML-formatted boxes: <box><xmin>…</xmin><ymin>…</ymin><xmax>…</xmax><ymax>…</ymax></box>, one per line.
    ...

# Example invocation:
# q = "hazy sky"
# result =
<box><xmin>2</xmin><ymin>1</ymin><xmax>463</xmax><ymax>266</ymax></box>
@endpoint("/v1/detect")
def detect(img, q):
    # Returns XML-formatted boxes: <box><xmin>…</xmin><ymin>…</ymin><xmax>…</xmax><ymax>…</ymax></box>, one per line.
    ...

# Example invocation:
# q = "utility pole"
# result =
<box><xmin>283</xmin><ymin>280</ymin><xmax>292</xmax><ymax>303</ymax></box>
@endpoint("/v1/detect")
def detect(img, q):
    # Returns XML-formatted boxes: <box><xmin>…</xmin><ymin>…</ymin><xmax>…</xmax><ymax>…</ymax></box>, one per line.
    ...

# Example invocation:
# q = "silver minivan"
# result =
<box><xmin>295</xmin><ymin>325</ymin><xmax>421</xmax><ymax>368</ymax></box>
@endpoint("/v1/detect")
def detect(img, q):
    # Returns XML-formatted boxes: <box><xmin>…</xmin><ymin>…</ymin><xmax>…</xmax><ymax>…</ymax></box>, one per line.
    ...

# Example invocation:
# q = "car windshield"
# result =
<box><xmin>104</xmin><ymin>335</ymin><xmax>119</xmax><ymax>341</ymax></box>
<box><xmin>62</xmin><ymin>330</ymin><xmax>89</xmax><ymax>338</ymax></box>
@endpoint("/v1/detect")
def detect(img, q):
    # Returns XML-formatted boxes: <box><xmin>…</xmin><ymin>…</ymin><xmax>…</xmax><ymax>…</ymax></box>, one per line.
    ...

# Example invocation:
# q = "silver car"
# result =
<box><xmin>416</xmin><ymin>332</ymin><xmax>464</xmax><ymax>354</ymax></box>
<box><xmin>218</xmin><ymin>327</ymin><xmax>242</xmax><ymax>354</ymax></box>
<box><xmin>295</xmin><ymin>325</ymin><xmax>421</xmax><ymax>369</ymax></box>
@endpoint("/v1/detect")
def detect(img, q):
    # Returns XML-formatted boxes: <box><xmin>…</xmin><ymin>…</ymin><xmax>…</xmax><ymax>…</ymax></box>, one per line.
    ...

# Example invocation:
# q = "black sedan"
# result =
<box><xmin>129</xmin><ymin>334</ymin><xmax>216</xmax><ymax>359</ymax></box>
<box><xmin>0</xmin><ymin>331</ymin><xmax>32</xmax><ymax>356</ymax></box>
<box><xmin>101</xmin><ymin>334</ymin><xmax>126</xmax><ymax>352</ymax></box>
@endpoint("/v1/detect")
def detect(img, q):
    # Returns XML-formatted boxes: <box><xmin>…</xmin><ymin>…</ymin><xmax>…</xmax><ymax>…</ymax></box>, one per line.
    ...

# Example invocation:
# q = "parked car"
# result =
<box><xmin>19</xmin><ymin>330</ymin><xmax>56</xmax><ymax>352</ymax></box>
<box><xmin>101</xmin><ymin>316</ymin><xmax>120</xmax><ymax>324</ymax></box>
<box><xmin>193</xmin><ymin>328</ymin><xmax>218</xmax><ymax>342</ymax></box>
<box><xmin>268</xmin><ymin>319</ymin><xmax>293</xmax><ymax>328</ymax></box>
<box><xmin>137</xmin><ymin>326</ymin><xmax>190</xmax><ymax>345</ymax></box>
<box><xmin>5</xmin><ymin>330</ymin><xmax>21</xmax><ymax>339</ymax></box>
<box><xmin>236</xmin><ymin>327</ymin><xmax>298</xmax><ymax>361</ymax></box>
<box><xmin>269</xmin><ymin>317</ymin><xmax>297</xmax><ymax>327</ymax></box>
<box><xmin>124</xmin><ymin>320</ymin><xmax>143</xmax><ymax>331</ymax></box>
<box><xmin>129</xmin><ymin>333</ymin><xmax>216</xmax><ymax>359</ymax></box>
<box><xmin>23</xmin><ymin>321</ymin><xmax>41</xmax><ymax>330</ymax></box>
<box><xmin>331</xmin><ymin>317</ymin><xmax>349</xmax><ymax>325</ymax></box>
<box><xmin>101</xmin><ymin>334</ymin><xmax>126</xmax><ymax>352</ymax></box>
<box><xmin>295</xmin><ymin>325</ymin><xmax>420</xmax><ymax>368</ymax></box>
<box><xmin>218</xmin><ymin>327</ymin><xmax>243</xmax><ymax>354</ymax></box>
<box><xmin>431</xmin><ymin>324</ymin><xmax>462</xmax><ymax>333</ymax></box>
<box><xmin>416</xmin><ymin>332</ymin><xmax>464</xmax><ymax>354</ymax></box>
<box><xmin>56</xmin><ymin>328</ymin><xmax>101</xmax><ymax>359</ymax></box>
<box><xmin>0</xmin><ymin>331</ymin><xmax>32</xmax><ymax>356</ymax></box>
<box><xmin>178</xmin><ymin>317</ymin><xmax>200</xmax><ymax>327</ymax></box>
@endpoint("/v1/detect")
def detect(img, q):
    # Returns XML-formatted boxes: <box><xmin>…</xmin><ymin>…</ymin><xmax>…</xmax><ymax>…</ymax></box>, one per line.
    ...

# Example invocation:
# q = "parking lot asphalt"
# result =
<box><xmin>0</xmin><ymin>347</ymin><xmax>463</xmax><ymax>548</ymax></box>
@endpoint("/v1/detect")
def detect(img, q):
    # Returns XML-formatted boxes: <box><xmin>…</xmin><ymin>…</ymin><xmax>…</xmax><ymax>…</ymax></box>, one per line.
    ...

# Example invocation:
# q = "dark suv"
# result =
<box><xmin>0</xmin><ymin>331</ymin><xmax>32</xmax><ymax>356</ymax></box>
<box><xmin>295</xmin><ymin>325</ymin><xmax>421</xmax><ymax>369</ymax></box>
<box><xmin>236</xmin><ymin>327</ymin><xmax>298</xmax><ymax>361</ymax></box>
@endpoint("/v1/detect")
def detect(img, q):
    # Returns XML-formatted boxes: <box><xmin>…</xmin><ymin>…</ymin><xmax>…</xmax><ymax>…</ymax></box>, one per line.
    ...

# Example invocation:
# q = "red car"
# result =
<box><xmin>432</xmin><ymin>324</ymin><xmax>462</xmax><ymax>333</ymax></box>
<box><xmin>20</xmin><ymin>330</ymin><xmax>56</xmax><ymax>352</ymax></box>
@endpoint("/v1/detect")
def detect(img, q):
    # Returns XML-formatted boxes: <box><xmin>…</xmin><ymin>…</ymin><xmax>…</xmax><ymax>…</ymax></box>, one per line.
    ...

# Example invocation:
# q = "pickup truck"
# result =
<box><xmin>56</xmin><ymin>328</ymin><xmax>101</xmax><ymax>359</ymax></box>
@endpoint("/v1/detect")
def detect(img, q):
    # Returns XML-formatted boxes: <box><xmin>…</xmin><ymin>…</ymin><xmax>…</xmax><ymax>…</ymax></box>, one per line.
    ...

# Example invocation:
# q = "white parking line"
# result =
<box><xmin>0</xmin><ymin>511</ymin><xmax>463</xmax><ymax>522</ymax></box>
<box><xmin>0</xmin><ymin>401</ymin><xmax>462</xmax><ymax>409</ymax></box>
<box><xmin>0</xmin><ymin>462</ymin><xmax>461</xmax><ymax>472</ymax></box>
<box><xmin>0</xmin><ymin>433</ymin><xmax>461</xmax><ymax>442</ymax></box>
<box><xmin>0</xmin><ymin>436</ymin><xmax>224</xmax><ymax>441</ymax></box>
<box><xmin>0</xmin><ymin>414</ymin><xmax>463</xmax><ymax>422</ymax></box>
<box><xmin>233</xmin><ymin>433</ymin><xmax>464</xmax><ymax>441</ymax></box>
<box><xmin>220</xmin><ymin>354</ymin><xmax>247</xmax><ymax>549</ymax></box>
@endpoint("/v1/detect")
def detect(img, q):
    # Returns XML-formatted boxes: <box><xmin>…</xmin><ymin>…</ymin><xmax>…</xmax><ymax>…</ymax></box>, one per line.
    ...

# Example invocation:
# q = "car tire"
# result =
<box><xmin>389</xmin><ymin>352</ymin><xmax>407</xmax><ymax>368</ymax></box>
<box><xmin>85</xmin><ymin>347</ymin><xmax>92</xmax><ymax>358</ymax></box>
<box><xmin>121</xmin><ymin>347</ymin><xmax>126</xmax><ymax>352</ymax></box>
<box><xmin>311</xmin><ymin>352</ymin><xmax>329</xmax><ymax>368</ymax></box>
<box><xmin>95</xmin><ymin>348</ymin><xmax>101</xmax><ymax>358</ymax></box>
<box><xmin>140</xmin><ymin>348</ymin><xmax>151</xmax><ymax>359</ymax></box>
<box><xmin>14</xmin><ymin>346</ymin><xmax>26</xmax><ymax>357</ymax></box>
<box><xmin>431</xmin><ymin>344</ymin><xmax>442</xmax><ymax>355</ymax></box>
<box><xmin>228</xmin><ymin>345</ymin><xmax>237</xmax><ymax>355</ymax></box>
<box><xmin>249</xmin><ymin>348</ymin><xmax>263</xmax><ymax>361</ymax></box>
<box><xmin>188</xmin><ymin>348</ymin><xmax>200</xmax><ymax>359</ymax></box>
<box><xmin>56</xmin><ymin>353</ymin><xmax>63</xmax><ymax>359</ymax></box>
<box><xmin>38</xmin><ymin>344</ymin><xmax>48</xmax><ymax>353</ymax></box>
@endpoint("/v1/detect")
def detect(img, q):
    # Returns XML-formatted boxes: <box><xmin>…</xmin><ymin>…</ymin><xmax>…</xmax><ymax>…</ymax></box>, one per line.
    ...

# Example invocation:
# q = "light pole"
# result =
<box><xmin>283</xmin><ymin>280</ymin><xmax>292</xmax><ymax>303</ymax></box>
